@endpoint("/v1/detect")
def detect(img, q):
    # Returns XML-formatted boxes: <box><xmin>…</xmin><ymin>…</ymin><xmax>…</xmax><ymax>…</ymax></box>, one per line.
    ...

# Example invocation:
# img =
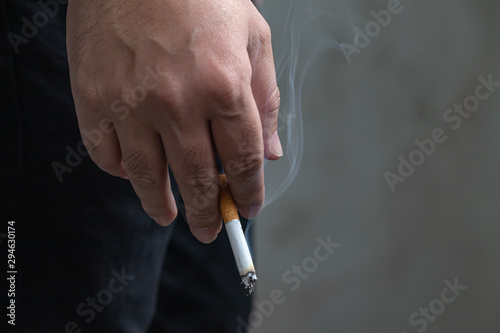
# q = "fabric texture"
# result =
<box><xmin>0</xmin><ymin>1</ymin><xmax>251</xmax><ymax>332</ymax></box>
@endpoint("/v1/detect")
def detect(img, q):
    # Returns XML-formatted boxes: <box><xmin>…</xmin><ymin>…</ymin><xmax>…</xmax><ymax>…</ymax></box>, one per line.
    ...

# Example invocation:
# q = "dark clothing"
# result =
<box><xmin>0</xmin><ymin>1</ymin><xmax>250</xmax><ymax>332</ymax></box>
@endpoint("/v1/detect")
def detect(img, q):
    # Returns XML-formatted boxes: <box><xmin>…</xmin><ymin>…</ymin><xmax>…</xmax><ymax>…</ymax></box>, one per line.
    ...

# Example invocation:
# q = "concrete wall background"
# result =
<box><xmin>251</xmin><ymin>0</ymin><xmax>500</xmax><ymax>332</ymax></box>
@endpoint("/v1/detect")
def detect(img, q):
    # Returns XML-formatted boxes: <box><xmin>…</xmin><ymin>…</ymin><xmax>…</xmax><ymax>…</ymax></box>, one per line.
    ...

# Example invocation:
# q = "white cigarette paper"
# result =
<box><xmin>225</xmin><ymin>219</ymin><xmax>255</xmax><ymax>275</ymax></box>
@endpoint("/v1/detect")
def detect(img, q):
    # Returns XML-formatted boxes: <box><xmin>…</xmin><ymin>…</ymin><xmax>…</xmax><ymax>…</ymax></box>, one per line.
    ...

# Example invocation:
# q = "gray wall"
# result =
<box><xmin>249</xmin><ymin>0</ymin><xmax>500</xmax><ymax>332</ymax></box>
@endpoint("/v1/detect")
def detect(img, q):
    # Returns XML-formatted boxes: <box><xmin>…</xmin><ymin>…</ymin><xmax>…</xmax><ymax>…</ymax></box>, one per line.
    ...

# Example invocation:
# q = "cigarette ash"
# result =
<box><xmin>242</xmin><ymin>272</ymin><xmax>257</xmax><ymax>296</ymax></box>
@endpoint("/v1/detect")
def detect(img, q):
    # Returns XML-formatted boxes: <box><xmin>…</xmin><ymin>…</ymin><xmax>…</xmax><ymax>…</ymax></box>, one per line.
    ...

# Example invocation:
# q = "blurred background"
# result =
<box><xmin>251</xmin><ymin>0</ymin><xmax>500</xmax><ymax>332</ymax></box>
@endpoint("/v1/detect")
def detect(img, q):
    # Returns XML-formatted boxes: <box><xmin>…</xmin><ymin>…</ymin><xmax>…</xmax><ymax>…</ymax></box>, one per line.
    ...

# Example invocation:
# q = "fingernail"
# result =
<box><xmin>271</xmin><ymin>130</ymin><xmax>283</xmax><ymax>158</ymax></box>
<box><xmin>191</xmin><ymin>227</ymin><xmax>219</xmax><ymax>244</ymax></box>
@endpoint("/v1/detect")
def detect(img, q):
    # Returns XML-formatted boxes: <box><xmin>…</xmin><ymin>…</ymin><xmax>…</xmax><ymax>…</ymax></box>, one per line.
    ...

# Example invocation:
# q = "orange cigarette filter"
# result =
<box><xmin>219</xmin><ymin>174</ymin><xmax>239</xmax><ymax>223</ymax></box>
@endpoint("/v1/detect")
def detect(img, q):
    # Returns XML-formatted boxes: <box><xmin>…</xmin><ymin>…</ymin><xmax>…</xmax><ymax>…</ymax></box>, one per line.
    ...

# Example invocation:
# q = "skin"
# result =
<box><xmin>66</xmin><ymin>0</ymin><xmax>282</xmax><ymax>243</ymax></box>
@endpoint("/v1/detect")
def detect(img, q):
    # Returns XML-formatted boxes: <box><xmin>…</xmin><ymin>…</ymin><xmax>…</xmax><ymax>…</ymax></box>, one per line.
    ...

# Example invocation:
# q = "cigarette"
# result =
<box><xmin>219</xmin><ymin>174</ymin><xmax>257</xmax><ymax>295</ymax></box>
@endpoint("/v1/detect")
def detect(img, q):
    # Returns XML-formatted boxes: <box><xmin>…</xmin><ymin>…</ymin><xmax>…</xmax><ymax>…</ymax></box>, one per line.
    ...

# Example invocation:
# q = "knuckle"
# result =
<box><xmin>268</xmin><ymin>85</ymin><xmax>281</xmax><ymax>111</ymax></box>
<box><xmin>180</xmin><ymin>144</ymin><xmax>212</xmax><ymax>173</ymax></box>
<box><xmin>258</xmin><ymin>21</ymin><xmax>272</xmax><ymax>45</ymax></box>
<box><xmin>262</xmin><ymin>86</ymin><xmax>281</xmax><ymax>138</ymax></box>
<box><xmin>123</xmin><ymin>151</ymin><xmax>160</xmax><ymax>187</ymax></box>
<box><xmin>129</xmin><ymin>174</ymin><xmax>160</xmax><ymax>187</ymax></box>
<box><xmin>236</xmin><ymin>188</ymin><xmax>264</xmax><ymax>209</ymax></box>
<box><xmin>262</xmin><ymin>85</ymin><xmax>280</xmax><ymax>116</ymax></box>
<box><xmin>211</xmin><ymin>73</ymin><xmax>241</xmax><ymax>105</ymax></box>
<box><xmin>225</xmin><ymin>152</ymin><xmax>263</xmax><ymax>180</ymax></box>
<box><xmin>181</xmin><ymin>173</ymin><xmax>218</xmax><ymax>199</ymax></box>
<box><xmin>150</xmin><ymin>78</ymin><xmax>183</xmax><ymax>110</ymax></box>
<box><xmin>249</xmin><ymin>19</ymin><xmax>272</xmax><ymax>54</ymax></box>
<box><xmin>175</xmin><ymin>147</ymin><xmax>219</xmax><ymax>210</ymax></box>
<box><xmin>147</xmin><ymin>80</ymin><xmax>190</xmax><ymax>127</ymax></box>
<box><xmin>202</xmin><ymin>63</ymin><xmax>249</xmax><ymax>112</ymax></box>
<box><xmin>181</xmin><ymin>175</ymin><xmax>219</xmax><ymax>214</ymax></box>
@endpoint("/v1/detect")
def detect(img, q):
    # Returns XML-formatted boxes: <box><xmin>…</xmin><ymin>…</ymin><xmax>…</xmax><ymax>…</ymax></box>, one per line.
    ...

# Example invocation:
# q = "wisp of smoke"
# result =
<box><xmin>246</xmin><ymin>0</ymin><xmax>355</xmax><ymax>236</ymax></box>
<box><xmin>263</xmin><ymin>0</ymin><xmax>355</xmax><ymax>207</ymax></box>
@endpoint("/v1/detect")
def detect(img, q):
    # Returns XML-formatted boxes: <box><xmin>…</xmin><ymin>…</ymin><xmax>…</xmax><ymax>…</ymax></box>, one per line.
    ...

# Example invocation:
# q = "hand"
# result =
<box><xmin>66</xmin><ymin>0</ymin><xmax>282</xmax><ymax>243</ymax></box>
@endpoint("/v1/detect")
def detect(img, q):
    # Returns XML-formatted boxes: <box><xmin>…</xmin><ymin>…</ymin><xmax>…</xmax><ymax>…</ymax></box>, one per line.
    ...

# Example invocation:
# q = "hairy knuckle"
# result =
<box><xmin>180</xmin><ymin>143</ymin><xmax>211</xmax><ymax>171</ymax></box>
<box><xmin>123</xmin><ymin>151</ymin><xmax>149</xmax><ymax>174</ymax></box>
<box><xmin>226</xmin><ymin>152</ymin><xmax>263</xmax><ymax>179</ymax></box>
<box><xmin>123</xmin><ymin>151</ymin><xmax>160</xmax><ymax>187</ymax></box>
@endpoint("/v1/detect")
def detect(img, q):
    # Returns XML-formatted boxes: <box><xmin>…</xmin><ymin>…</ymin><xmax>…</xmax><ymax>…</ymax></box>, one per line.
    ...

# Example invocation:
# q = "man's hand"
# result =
<box><xmin>66</xmin><ymin>0</ymin><xmax>282</xmax><ymax>243</ymax></box>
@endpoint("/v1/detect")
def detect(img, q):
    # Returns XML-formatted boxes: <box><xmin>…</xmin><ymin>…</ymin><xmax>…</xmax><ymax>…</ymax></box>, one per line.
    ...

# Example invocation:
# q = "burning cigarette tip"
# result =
<box><xmin>242</xmin><ymin>272</ymin><xmax>257</xmax><ymax>296</ymax></box>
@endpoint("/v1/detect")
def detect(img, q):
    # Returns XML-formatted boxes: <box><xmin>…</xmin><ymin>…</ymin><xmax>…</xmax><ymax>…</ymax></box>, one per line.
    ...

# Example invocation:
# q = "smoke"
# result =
<box><xmin>261</xmin><ymin>0</ymin><xmax>355</xmax><ymax>209</ymax></box>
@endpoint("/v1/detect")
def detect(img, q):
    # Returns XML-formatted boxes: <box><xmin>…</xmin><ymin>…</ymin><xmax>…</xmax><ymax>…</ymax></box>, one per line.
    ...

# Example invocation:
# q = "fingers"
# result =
<box><xmin>113</xmin><ymin>123</ymin><xmax>178</xmax><ymax>226</ymax></box>
<box><xmin>211</xmin><ymin>87</ymin><xmax>265</xmax><ymax>219</ymax></box>
<box><xmin>74</xmin><ymin>104</ymin><xmax>128</xmax><ymax>178</ymax></box>
<box><xmin>160</xmin><ymin>117</ymin><xmax>222</xmax><ymax>244</ymax></box>
<box><xmin>249</xmin><ymin>17</ymin><xmax>283</xmax><ymax>160</ymax></box>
